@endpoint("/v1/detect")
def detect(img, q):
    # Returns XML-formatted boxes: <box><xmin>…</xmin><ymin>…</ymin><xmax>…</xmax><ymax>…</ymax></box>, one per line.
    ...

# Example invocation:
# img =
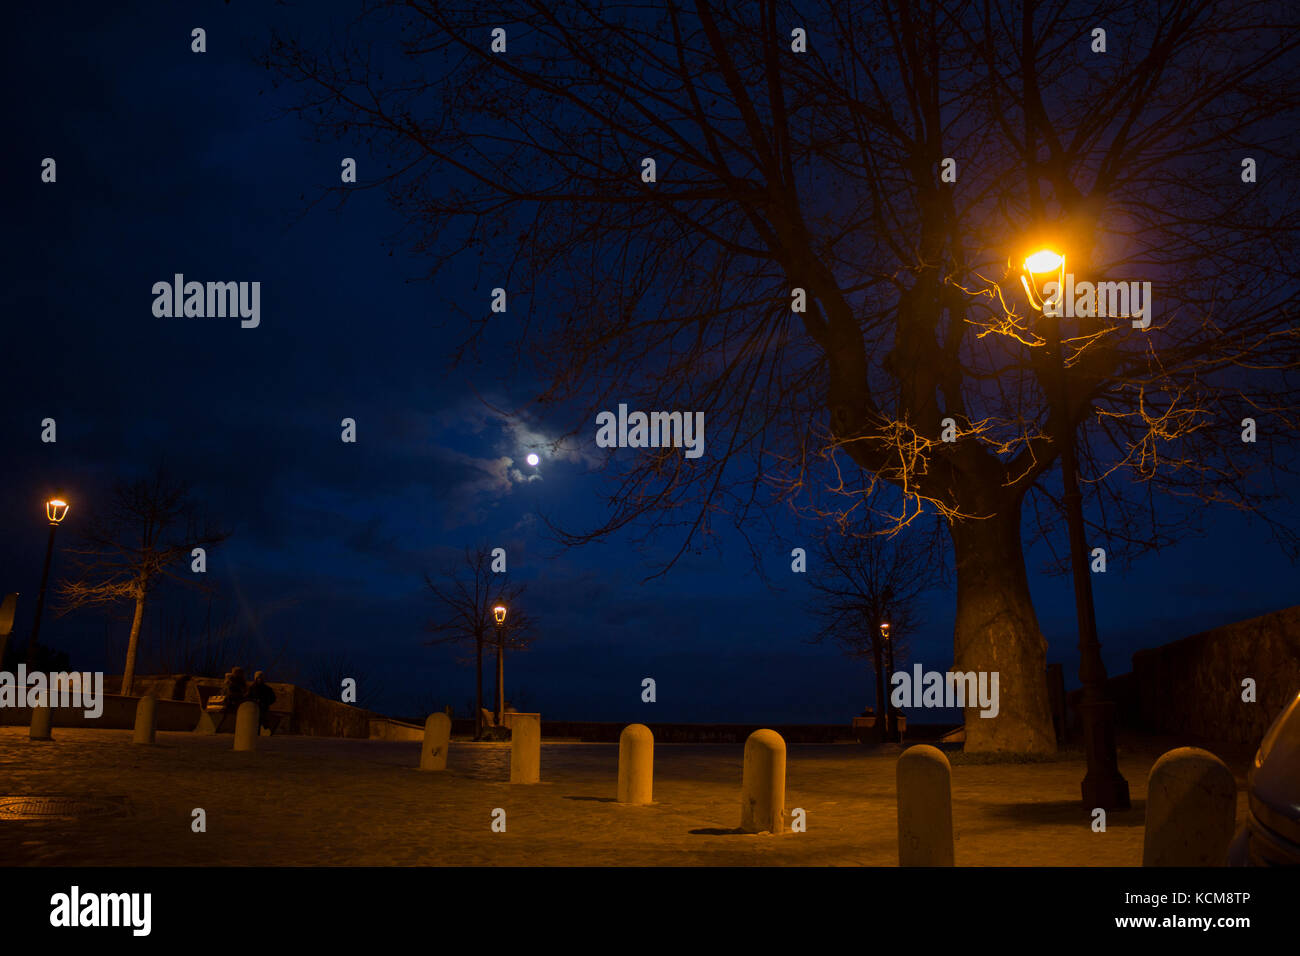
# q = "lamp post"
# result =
<box><xmin>475</xmin><ymin>623</ymin><xmax>485</xmax><ymax>739</ymax></box>
<box><xmin>493</xmin><ymin>603</ymin><xmax>507</xmax><ymax>728</ymax></box>
<box><xmin>1023</xmin><ymin>250</ymin><xmax>1131</xmax><ymax>810</ymax></box>
<box><xmin>880</xmin><ymin>621</ymin><xmax>897</xmax><ymax>742</ymax></box>
<box><xmin>27</xmin><ymin>496</ymin><xmax>70</xmax><ymax>666</ymax></box>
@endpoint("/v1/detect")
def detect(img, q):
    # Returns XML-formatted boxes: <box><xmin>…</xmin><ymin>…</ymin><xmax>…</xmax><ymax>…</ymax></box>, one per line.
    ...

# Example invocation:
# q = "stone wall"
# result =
<box><xmin>368</xmin><ymin>718</ymin><xmax>425</xmax><ymax>741</ymax></box>
<box><xmin>1069</xmin><ymin>605</ymin><xmax>1300</xmax><ymax>747</ymax></box>
<box><xmin>103</xmin><ymin>674</ymin><xmax>377</xmax><ymax>738</ymax></box>
<box><xmin>0</xmin><ymin>694</ymin><xmax>198</xmax><ymax>730</ymax></box>
<box><xmin>1131</xmin><ymin>605</ymin><xmax>1300</xmax><ymax>745</ymax></box>
<box><xmin>436</xmin><ymin>719</ymin><xmax>955</xmax><ymax>743</ymax></box>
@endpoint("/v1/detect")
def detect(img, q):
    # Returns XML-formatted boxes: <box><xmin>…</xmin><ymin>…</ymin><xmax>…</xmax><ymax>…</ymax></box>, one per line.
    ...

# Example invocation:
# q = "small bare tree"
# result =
<box><xmin>424</xmin><ymin>546</ymin><xmax>534</xmax><ymax>737</ymax></box>
<box><xmin>308</xmin><ymin>649</ymin><xmax>388</xmax><ymax>709</ymax></box>
<box><xmin>806</xmin><ymin>517</ymin><xmax>945</xmax><ymax>732</ymax></box>
<box><xmin>56</xmin><ymin>467</ymin><xmax>229</xmax><ymax>695</ymax></box>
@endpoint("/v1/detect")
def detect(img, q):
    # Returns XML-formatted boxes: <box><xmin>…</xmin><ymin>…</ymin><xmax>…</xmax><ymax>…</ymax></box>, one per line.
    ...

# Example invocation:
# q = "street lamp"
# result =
<box><xmin>27</xmin><ymin>495</ymin><xmax>70</xmax><ymax>666</ymax></box>
<box><xmin>880</xmin><ymin>621</ymin><xmax>897</xmax><ymax>742</ymax></box>
<box><xmin>1023</xmin><ymin>249</ymin><xmax>1131</xmax><ymax>810</ymax></box>
<box><xmin>493</xmin><ymin>604</ymin><xmax>507</xmax><ymax>728</ymax></box>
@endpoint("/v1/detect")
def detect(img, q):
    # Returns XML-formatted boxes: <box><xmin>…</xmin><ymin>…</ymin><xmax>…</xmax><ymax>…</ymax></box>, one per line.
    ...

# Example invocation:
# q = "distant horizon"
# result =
<box><xmin>18</xmin><ymin>596</ymin><xmax>1292</xmax><ymax>728</ymax></box>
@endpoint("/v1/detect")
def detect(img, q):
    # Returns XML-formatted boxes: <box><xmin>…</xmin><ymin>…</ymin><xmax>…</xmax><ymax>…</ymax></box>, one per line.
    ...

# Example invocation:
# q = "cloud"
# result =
<box><xmin>439</xmin><ymin>393</ymin><xmax>605</xmax><ymax>471</ymax></box>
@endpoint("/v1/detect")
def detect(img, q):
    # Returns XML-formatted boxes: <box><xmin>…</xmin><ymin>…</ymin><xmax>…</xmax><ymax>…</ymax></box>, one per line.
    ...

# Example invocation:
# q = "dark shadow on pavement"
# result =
<box><xmin>983</xmin><ymin>798</ymin><xmax>1147</xmax><ymax>827</ymax></box>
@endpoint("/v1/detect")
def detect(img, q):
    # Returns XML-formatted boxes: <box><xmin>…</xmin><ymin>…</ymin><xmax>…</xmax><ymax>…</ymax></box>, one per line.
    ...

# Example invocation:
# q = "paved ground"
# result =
<box><xmin>0</xmin><ymin>728</ymin><xmax>1253</xmax><ymax>866</ymax></box>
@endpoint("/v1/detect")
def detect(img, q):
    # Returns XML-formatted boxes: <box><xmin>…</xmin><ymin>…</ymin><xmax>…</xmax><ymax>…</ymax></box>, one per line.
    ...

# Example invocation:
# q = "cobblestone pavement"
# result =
<box><xmin>0</xmin><ymin>729</ymin><xmax>1251</xmax><ymax>866</ymax></box>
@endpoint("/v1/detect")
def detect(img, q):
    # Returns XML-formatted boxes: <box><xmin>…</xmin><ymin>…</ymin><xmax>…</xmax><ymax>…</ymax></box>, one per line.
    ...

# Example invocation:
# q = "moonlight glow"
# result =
<box><xmin>526</xmin><ymin>453</ymin><xmax>540</xmax><ymax>467</ymax></box>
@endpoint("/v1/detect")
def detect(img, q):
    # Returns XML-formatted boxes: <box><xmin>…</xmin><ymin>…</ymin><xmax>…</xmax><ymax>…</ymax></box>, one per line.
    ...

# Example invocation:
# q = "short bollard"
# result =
<box><xmin>897</xmin><ymin>744</ymin><xmax>954</xmax><ymax>866</ymax></box>
<box><xmin>1143</xmin><ymin>747</ymin><xmax>1237</xmax><ymax>866</ymax></box>
<box><xmin>233</xmin><ymin>701</ymin><xmax>259</xmax><ymax>752</ymax></box>
<box><xmin>30</xmin><ymin>705</ymin><xmax>53</xmax><ymax>741</ymax></box>
<box><xmin>617</xmin><ymin>723</ymin><xmax>654</xmax><ymax>804</ymax></box>
<box><xmin>133</xmin><ymin>695</ymin><xmax>157</xmax><ymax>745</ymax></box>
<box><xmin>421</xmin><ymin>712</ymin><xmax>452</xmax><ymax>771</ymax></box>
<box><xmin>739</xmin><ymin>729</ymin><xmax>786</xmax><ymax>833</ymax></box>
<box><xmin>509</xmin><ymin>714</ymin><xmax>541</xmax><ymax>784</ymax></box>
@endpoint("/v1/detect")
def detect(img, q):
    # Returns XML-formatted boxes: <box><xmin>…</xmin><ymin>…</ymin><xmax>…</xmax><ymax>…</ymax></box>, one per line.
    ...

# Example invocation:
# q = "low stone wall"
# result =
<box><xmin>369</xmin><ymin>718</ymin><xmax>425</xmax><ymax>741</ymax></box>
<box><xmin>1069</xmin><ymin>605</ymin><xmax>1300</xmax><ymax>747</ymax></box>
<box><xmin>0</xmin><ymin>694</ymin><xmax>198</xmax><ymax>731</ymax></box>
<box><xmin>280</xmin><ymin>684</ymin><xmax>376</xmax><ymax>738</ymax></box>
<box><xmin>441</xmin><ymin>719</ymin><xmax>939</xmax><ymax>743</ymax></box>
<box><xmin>103</xmin><ymin>674</ymin><xmax>377</xmax><ymax>738</ymax></box>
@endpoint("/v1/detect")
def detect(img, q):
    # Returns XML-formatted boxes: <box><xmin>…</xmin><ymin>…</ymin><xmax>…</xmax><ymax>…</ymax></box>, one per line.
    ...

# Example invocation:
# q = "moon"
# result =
<box><xmin>526</xmin><ymin>453</ymin><xmax>540</xmax><ymax>467</ymax></box>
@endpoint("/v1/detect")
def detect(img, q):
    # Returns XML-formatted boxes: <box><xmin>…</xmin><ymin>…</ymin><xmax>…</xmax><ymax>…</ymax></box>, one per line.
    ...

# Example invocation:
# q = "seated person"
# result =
<box><xmin>221</xmin><ymin>666</ymin><xmax>248</xmax><ymax>711</ymax></box>
<box><xmin>246</xmin><ymin>671</ymin><xmax>276</xmax><ymax>729</ymax></box>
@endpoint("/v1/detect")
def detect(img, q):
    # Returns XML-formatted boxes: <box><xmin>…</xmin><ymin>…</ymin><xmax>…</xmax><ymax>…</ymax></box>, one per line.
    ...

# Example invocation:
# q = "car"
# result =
<box><xmin>1228</xmin><ymin>688</ymin><xmax>1300</xmax><ymax>865</ymax></box>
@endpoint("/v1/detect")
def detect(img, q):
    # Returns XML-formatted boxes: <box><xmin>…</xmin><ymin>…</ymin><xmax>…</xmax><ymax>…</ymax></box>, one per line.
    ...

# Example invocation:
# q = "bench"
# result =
<box><xmin>851</xmin><ymin>714</ymin><xmax>907</xmax><ymax>744</ymax></box>
<box><xmin>478</xmin><ymin>707</ymin><xmax>511</xmax><ymax>740</ymax></box>
<box><xmin>194</xmin><ymin>686</ymin><xmax>286</xmax><ymax>736</ymax></box>
<box><xmin>501</xmin><ymin>711</ymin><xmax>540</xmax><ymax>730</ymax></box>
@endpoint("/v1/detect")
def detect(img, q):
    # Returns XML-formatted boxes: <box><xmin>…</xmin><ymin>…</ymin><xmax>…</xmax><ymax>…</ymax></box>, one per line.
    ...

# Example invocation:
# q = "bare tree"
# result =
<box><xmin>307</xmin><ymin>649</ymin><xmax>387</xmax><ymax>709</ymax></box>
<box><xmin>424</xmin><ymin>546</ymin><xmax>534</xmax><ymax>737</ymax></box>
<box><xmin>806</xmin><ymin>518</ymin><xmax>944</xmax><ymax>729</ymax></box>
<box><xmin>56</xmin><ymin>467</ymin><xmax>229</xmax><ymax>695</ymax></box>
<box><xmin>265</xmin><ymin>0</ymin><xmax>1300</xmax><ymax>752</ymax></box>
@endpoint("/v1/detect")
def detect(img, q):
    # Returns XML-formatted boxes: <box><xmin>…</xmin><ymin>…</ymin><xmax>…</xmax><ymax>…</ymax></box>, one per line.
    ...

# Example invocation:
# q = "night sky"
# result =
<box><xmin>3</xmin><ymin>1</ymin><xmax>1295</xmax><ymax>725</ymax></box>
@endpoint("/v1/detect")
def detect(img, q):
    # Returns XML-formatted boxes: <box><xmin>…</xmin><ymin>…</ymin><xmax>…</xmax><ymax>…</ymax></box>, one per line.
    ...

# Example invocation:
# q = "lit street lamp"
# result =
<box><xmin>493</xmin><ymin>603</ymin><xmax>508</xmax><ymax>728</ymax></box>
<box><xmin>27</xmin><ymin>496</ymin><xmax>70</xmax><ymax>666</ymax></box>
<box><xmin>1024</xmin><ymin>249</ymin><xmax>1131</xmax><ymax>810</ymax></box>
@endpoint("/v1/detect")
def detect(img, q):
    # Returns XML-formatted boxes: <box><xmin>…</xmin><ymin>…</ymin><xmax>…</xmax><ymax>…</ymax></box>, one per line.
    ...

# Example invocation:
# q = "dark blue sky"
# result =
<box><xmin>2</xmin><ymin>1</ymin><xmax>1295</xmax><ymax>724</ymax></box>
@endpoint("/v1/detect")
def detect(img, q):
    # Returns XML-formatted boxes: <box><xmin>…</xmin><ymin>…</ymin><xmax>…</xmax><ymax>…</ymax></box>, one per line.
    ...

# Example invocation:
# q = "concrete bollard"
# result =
<box><xmin>132</xmin><ymin>695</ymin><xmax>157</xmax><ymax>745</ymax></box>
<box><xmin>421</xmin><ymin>712</ymin><xmax>452</xmax><ymax>771</ymax></box>
<box><xmin>1143</xmin><ymin>747</ymin><xmax>1237</xmax><ymax>866</ymax></box>
<box><xmin>897</xmin><ymin>744</ymin><xmax>954</xmax><ymax>865</ymax></box>
<box><xmin>509</xmin><ymin>714</ymin><xmax>541</xmax><ymax>784</ymax></box>
<box><xmin>617</xmin><ymin>723</ymin><xmax>654</xmax><ymax>804</ymax></box>
<box><xmin>233</xmin><ymin>701</ymin><xmax>259</xmax><ymax>752</ymax></box>
<box><xmin>739</xmin><ymin>729</ymin><xmax>786</xmax><ymax>833</ymax></box>
<box><xmin>29</xmin><ymin>705</ymin><xmax>53</xmax><ymax>741</ymax></box>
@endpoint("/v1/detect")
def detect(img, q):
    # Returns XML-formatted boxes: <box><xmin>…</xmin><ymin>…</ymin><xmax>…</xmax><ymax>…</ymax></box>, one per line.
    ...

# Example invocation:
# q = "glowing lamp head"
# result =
<box><xmin>46</xmin><ymin>498</ymin><xmax>69</xmax><ymax>525</ymax></box>
<box><xmin>493</xmin><ymin>604</ymin><xmax>508</xmax><ymax>626</ymax></box>
<box><xmin>526</xmin><ymin>453</ymin><xmax>540</xmax><ymax>467</ymax></box>
<box><xmin>879</xmin><ymin>621</ymin><xmax>891</xmax><ymax>639</ymax></box>
<box><xmin>1023</xmin><ymin>250</ymin><xmax>1064</xmax><ymax>275</ymax></box>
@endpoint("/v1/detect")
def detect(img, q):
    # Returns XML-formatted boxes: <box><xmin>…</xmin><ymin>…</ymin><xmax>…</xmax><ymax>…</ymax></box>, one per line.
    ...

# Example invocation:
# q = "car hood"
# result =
<box><xmin>1250</xmin><ymin>689</ymin><xmax>1300</xmax><ymax>846</ymax></box>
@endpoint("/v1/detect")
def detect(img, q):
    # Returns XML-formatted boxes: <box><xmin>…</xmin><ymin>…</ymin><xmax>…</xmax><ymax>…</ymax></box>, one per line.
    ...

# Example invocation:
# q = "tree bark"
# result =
<box><xmin>121</xmin><ymin>591</ymin><xmax>147</xmax><ymax>697</ymax></box>
<box><xmin>947</xmin><ymin>498</ymin><xmax>1057</xmax><ymax>755</ymax></box>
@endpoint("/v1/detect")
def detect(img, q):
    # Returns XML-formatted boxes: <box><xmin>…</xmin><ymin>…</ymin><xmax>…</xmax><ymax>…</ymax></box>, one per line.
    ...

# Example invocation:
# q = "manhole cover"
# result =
<box><xmin>0</xmin><ymin>797</ymin><xmax>126</xmax><ymax>821</ymax></box>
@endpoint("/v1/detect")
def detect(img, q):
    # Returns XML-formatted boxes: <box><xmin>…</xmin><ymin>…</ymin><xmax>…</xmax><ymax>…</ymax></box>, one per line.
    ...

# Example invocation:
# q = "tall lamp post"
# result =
<box><xmin>27</xmin><ymin>496</ymin><xmax>70</xmax><ymax>666</ymax></box>
<box><xmin>1023</xmin><ymin>250</ymin><xmax>1130</xmax><ymax>810</ymax></box>
<box><xmin>475</xmin><ymin>622</ymin><xmax>486</xmax><ymax>739</ymax></box>
<box><xmin>880</xmin><ymin>621</ymin><xmax>897</xmax><ymax>742</ymax></box>
<box><xmin>493</xmin><ymin>603</ymin><xmax>507</xmax><ymax>728</ymax></box>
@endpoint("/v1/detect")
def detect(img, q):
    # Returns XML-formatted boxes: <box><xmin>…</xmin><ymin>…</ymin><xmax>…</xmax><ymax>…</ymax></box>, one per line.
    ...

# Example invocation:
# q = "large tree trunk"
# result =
<box><xmin>121</xmin><ymin>592</ymin><xmax>147</xmax><ymax>697</ymax></box>
<box><xmin>948</xmin><ymin>498</ymin><xmax>1057</xmax><ymax>754</ymax></box>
